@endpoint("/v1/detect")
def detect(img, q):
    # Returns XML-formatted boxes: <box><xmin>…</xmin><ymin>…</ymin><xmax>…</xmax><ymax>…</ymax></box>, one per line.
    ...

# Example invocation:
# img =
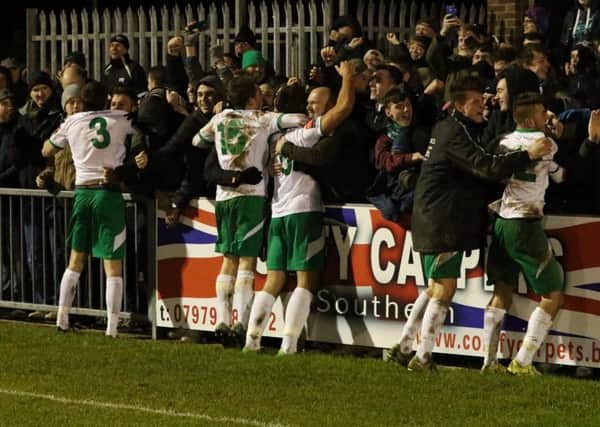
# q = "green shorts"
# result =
<box><xmin>422</xmin><ymin>252</ymin><xmax>464</xmax><ymax>279</ymax></box>
<box><xmin>215</xmin><ymin>196</ymin><xmax>266</xmax><ymax>257</ymax></box>
<box><xmin>486</xmin><ymin>217</ymin><xmax>564</xmax><ymax>295</ymax></box>
<box><xmin>266</xmin><ymin>212</ymin><xmax>325</xmax><ymax>271</ymax></box>
<box><xmin>68</xmin><ymin>189</ymin><xmax>126</xmax><ymax>259</ymax></box>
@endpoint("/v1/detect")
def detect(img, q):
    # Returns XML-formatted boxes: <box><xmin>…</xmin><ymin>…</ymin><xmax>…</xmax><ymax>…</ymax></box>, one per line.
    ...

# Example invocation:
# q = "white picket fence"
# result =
<box><xmin>25</xmin><ymin>0</ymin><xmax>485</xmax><ymax>82</ymax></box>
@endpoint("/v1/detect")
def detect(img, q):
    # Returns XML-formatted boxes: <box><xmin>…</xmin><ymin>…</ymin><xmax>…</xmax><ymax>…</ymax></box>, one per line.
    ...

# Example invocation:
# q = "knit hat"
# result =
<box><xmin>0</xmin><ymin>88</ymin><xmax>14</xmax><ymax>102</ymax></box>
<box><xmin>64</xmin><ymin>51</ymin><xmax>86</xmax><ymax>69</ymax></box>
<box><xmin>409</xmin><ymin>35</ymin><xmax>431</xmax><ymax>50</ymax></box>
<box><xmin>0</xmin><ymin>57</ymin><xmax>19</xmax><ymax>69</ymax></box>
<box><xmin>234</xmin><ymin>26</ymin><xmax>257</xmax><ymax>46</ymax></box>
<box><xmin>501</xmin><ymin>65</ymin><xmax>540</xmax><ymax>110</ymax></box>
<box><xmin>61</xmin><ymin>84</ymin><xmax>82</xmax><ymax>110</ymax></box>
<box><xmin>241</xmin><ymin>50</ymin><xmax>266</xmax><ymax>69</ymax></box>
<box><xmin>28</xmin><ymin>71</ymin><xmax>54</xmax><ymax>92</ymax></box>
<box><xmin>416</xmin><ymin>17</ymin><xmax>438</xmax><ymax>33</ymax></box>
<box><xmin>524</xmin><ymin>6</ymin><xmax>549</xmax><ymax>35</ymax></box>
<box><xmin>198</xmin><ymin>74</ymin><xmax>225</xmax><ymax>101</ymax></box>
<box><xmin>110</xmin><ymin>34</ymin><xmax>130</xmax><ymax>49</ymax></box>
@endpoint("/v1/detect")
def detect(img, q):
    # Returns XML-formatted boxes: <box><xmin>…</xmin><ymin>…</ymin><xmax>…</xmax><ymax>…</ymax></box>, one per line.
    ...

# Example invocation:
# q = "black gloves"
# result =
<box><xmin>237</xmin><ymin>167</ymin><xmax>262</xmax><ymax>185</ymax></box>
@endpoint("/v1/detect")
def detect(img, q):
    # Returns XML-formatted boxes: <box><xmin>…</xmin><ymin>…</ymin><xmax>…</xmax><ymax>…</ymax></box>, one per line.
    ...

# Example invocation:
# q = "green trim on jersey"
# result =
<box><xmin>68</xmin><ymin>189</ymin><xmax>126</xmax><ymax>259</ymax></box>
<box><xmin>215</xmin><ymin>196</ymin><xmax>266</xmax><ymax>257</ymax></box>
<box><xmin>515</xmin><ymin>128</ymin><xmax>539</xmax><ymax>133</ymax></box>
<box><xmin>266</xmin><ymin>212</ymin><xmax>325</xmax><ymax>271</ymax></box>
<box><xmin>48</xmin><ymin>139</ymin><xmax>63</xmax><ymax>149</ymax></box>
<box><xmin>486</xmin><ymin>217</ymin><xmax>564</xmax><ymax>295</ymax></box>
<box><xmin>422</xmin><ymin>252</ymin><xmax>463</xmax><ymax>279</ymax></box>
<box><xmin>197</xmin><ymin>131</ymin><xmax>213</xmax><ymax>146</ymax></box>
<box><xmin>276</xmin><ymin>114</ymin><xmax>285</xmax><ymax>132</ymax></box>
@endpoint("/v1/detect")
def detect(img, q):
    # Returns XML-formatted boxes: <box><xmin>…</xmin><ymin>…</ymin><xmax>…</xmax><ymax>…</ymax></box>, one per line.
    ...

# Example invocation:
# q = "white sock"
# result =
<box><xmin>415</xmin><ymin>298</ymin><xmax>448</xmax><ymax>363</ymax></box>
<box><xmin>482</xmin><ymin>306</ymin><xmax>506</xmax><ymax>366</ymax></box>
<box><xmin>105</xmin><ymin>277</ymin><xmax>123</xmax><ymax>338</ymax></box>
<box><xmin>215</xmin><ymin>274</ymin><xmax>234</xmax><ymax>327</ymax></box>
<box><xmin>56</xmin><ymin>269</ymin><xmax>80</xmax><ymax>330</ymax></box>
<box><xmin>232</xmin><ymin>270</ymin><xmax>254</xmax><ymax>328</ymax></box>
<box><xmin>280</xmin><ymin>287</ymin><xmax>313</xmax><ymax>354</ymax></box>
<box><xmin>515</xmin><ymin>307</ymin><xmax>553</xmax><ymax>367</ymax></box>
<box><xmin>245</xmin><ymin>291</ymin><xmax>276</xmax><ymax>350</ymax></box>
<box><xmin>398</xmin><ymin>291</ymin><xmax>430</xmax><ymax>354</ymax></box>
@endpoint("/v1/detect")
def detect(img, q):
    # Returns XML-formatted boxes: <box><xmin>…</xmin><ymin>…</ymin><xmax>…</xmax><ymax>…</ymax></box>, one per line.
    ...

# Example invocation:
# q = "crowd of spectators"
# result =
<box><xmin>3</xmin><ymin>1</ymin><xmax>600</xmax><ymax>315</ymax></box>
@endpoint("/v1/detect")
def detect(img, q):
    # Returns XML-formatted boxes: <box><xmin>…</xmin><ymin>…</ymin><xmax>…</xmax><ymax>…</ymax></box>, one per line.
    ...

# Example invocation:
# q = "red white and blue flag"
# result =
<box><xmin>156</xmin><ymin>199</ymin><xmax>600</xmax><ymax>367</ymax></box>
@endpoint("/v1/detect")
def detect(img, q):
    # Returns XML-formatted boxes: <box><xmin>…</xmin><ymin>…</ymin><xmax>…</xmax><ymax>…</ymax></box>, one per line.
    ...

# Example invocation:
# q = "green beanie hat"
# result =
<box><xmin>242</xmin><ymin>50</ymin><xmax>266</xmax><ymax>69</ymax></box>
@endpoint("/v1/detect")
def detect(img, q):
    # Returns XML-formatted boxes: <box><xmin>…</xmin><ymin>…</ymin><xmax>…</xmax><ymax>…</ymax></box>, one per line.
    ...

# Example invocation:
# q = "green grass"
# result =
<box><xmin>1</xmin><ymin>321</ymin><xmax>599</xmax><ymax>427</ymax></box>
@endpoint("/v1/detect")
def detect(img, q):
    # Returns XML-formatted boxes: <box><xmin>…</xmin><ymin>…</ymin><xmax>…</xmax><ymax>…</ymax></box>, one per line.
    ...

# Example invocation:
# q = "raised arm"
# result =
<box><xmin>319</xmin><ymin>60</ymin><xmax>356</xmax><ymax>136</ymax></box>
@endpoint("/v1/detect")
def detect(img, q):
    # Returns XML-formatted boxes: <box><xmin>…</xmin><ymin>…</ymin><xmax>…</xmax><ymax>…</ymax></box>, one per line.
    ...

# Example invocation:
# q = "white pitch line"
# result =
<box><xmin>0</xmin><ymin>389</ymin><xmax>292</xmax><ymax>427</ymax></box>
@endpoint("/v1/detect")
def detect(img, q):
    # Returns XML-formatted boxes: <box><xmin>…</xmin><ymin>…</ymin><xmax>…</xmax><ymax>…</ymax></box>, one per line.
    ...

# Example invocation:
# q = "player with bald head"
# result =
<box><xmin>244</xmin><ymin>61</ymin><xmax>357</xmax><ymax>354</ymax></box>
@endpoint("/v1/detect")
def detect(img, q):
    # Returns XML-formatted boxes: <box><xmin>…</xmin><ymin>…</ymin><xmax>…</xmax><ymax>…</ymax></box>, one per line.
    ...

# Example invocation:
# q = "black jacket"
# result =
<box><xmin>560</xmin><ymin>0</ymin><xmax>600</xmax><ymax>53</ymax></box>
<box><xmin>17</xmin><ymin>100</ymin><xmax>62</xmax><ymax>188</ymax></box>
<box><xmin>0</xmin><ymin>118</ymin><xmax>23</xmax><ymax>188</ymax></box>
<box><xmin>158</xmin><ymin>109</ymin><xmax>213</xmax><ymax>206</ymax></box>
<box><xmin>102</xmin><ymin>54</ymin><xmax>148</xmax><ymax>96</ymax></box>
<box><xmin>280</xmin><ymin>116</ymin><xmax>375</xmax><ymax>203</ymax></box>
<box><xmin>481</xmin><ymin>109</ymin><xmax>516</xmax><ymax>151</ymax></box>
<box><xmin>411</xmin><ymin>110</ymin><xmax>532</xmax><ymax>253</ymax></box>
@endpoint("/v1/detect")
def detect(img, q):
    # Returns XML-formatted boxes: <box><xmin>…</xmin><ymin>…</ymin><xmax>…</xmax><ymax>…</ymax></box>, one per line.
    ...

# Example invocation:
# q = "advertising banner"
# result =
<box><xmin>156</xmin><ymin>199</ymin><xmax>600</xmax><ymax>367</ymax></box>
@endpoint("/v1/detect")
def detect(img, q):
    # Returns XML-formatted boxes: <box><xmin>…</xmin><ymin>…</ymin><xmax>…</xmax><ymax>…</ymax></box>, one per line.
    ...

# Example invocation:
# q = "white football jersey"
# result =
<box><xmin>271</xmin><ymin>117</ymin><xmax>324</xmax><ymax>218</ymax></box>
<box><xmin>49</xmin><ymin>110</ymin><xmax>136</xmax><ymax>185</ymax></box>
<box><xmin>197</xmin><ymin>109</ymin><xmax>306</xmax><ymax>201</ymax></box>
<box><xmin>492</xmin><ymin>130</ymin><xmax>559</xmax><ymax>218</ymax></box>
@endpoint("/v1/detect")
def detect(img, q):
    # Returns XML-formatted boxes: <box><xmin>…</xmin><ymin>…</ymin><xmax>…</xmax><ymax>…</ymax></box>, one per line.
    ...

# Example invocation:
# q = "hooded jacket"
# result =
<box><xmin>561</xmin><ymin>0</ymin><xmax>600</xmax><ymax>50</ymax></box>
<box><xmin>481</xmin><ymin>66</ymin><xmax>540</xmax><ymax>150</ymax></box>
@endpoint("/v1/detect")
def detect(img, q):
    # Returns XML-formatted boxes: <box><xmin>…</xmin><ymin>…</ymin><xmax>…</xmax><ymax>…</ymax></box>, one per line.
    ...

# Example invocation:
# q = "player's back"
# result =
<box><xmin>495</xmin><ymin>130</ymin><xmax>557</xmax><ymax>218</ymax></box>
<box><xmin>201</xmin><ymin>109</ymin><xmax>305</xmax><ymax>201</ymax></box>
<box><xmin>53</xmin><ymin>110</ymin><xmax>135</xmax><ymax>184</ymax></box>
<box><xmin>271</xmin><ymin>117</ymin><xmax>324</xmax><ymax>217</ymax></box>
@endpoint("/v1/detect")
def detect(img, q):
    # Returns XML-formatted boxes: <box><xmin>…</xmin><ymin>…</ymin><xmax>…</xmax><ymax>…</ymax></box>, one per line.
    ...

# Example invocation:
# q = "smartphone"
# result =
<box><xmin>185</xmin><ymin>21</ymin><xmax>209</xmax><ymax>32</ymax></box>
<box><xmin>445</xmin><ymin>4</ymin><xmax>458</xmax><ymax>17</ymax></box>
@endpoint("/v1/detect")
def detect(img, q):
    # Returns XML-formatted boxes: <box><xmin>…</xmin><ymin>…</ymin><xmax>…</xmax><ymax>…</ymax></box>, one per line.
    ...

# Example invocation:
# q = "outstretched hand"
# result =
<box><xmin>386</xmin><ymin>32</ymin><xmax>400</xmax><ymax>45</ymax></box>
<box><xmin>588</xmin><ymin>109</ymin><xmax>600</xmax><ymax>143</ymax></box>
<box><xmin>320</xmin><ymin>46</ymin><xmax>336</xmax><ymax>66</ymax></box>
<box><xmin>135</xmin><ymin>151</ymin><xmax>148</xmax><ymax>169</ymax></box>
<box><xmin>238</xmin><ymin>167</ymin><xmax>263</xmax><ymax>185</ymax></box>
<box><xmin>335</xmin><ymin>60</ymin><xmax>353</xmax><ymax>78</ymax></box>
<box><xmin>527</xmin><ymin>137</ymin><xmax>553</xmax><ymax>160</ymax></box>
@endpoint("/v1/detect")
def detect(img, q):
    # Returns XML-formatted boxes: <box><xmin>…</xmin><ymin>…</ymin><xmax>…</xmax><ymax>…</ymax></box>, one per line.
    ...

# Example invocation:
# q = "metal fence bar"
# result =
<box><xmin>25</xmin><ymin>1</ymin><xmax>486</xmax><ymax>93</ymax></box>
<box><xmin>0</xmin><ymin>189</ymin><xmax>149</xmax><ymax>324</ymax></box>
<box><xmin>19</xmin><ymin>197</ymin><xmax>24</xmax><ymax>303</ymax></box>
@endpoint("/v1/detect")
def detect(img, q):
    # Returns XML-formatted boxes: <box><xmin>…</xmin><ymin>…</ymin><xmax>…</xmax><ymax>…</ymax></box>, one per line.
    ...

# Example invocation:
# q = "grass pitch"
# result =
<box><xmin>1</xmin><ymin>321</ymin><xmax>599</xmax><ymax>427</ymax></box>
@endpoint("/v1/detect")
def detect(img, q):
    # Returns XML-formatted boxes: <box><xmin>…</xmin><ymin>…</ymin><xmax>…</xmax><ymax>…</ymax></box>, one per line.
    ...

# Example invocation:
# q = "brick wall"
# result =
<box><xmin>487</xmin><ymin>0</ymin><xmax>535</xmax><ymax>43</ymax></box>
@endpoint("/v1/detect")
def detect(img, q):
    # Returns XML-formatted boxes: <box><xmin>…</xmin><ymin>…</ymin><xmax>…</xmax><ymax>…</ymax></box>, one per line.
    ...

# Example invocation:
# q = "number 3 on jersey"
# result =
<box><xmin>89</xmin><ymin>117</ymin><xmax>111</xmax><ymax>149</ymax></box>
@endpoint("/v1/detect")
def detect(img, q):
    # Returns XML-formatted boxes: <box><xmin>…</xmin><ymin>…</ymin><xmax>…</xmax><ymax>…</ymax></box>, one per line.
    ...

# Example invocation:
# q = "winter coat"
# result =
<box><xmin>411</xmin><ymin>110</ymin><xmax>532</xmax><ymax>253</ymax></box>
<box><xmin>0</xmin><ymin>118</ymin><xmax>22</xmax><ymax>188</ymax></box>
<box><xmin>560</xmin><ymin>0</ymin><xmax>600</xmax><ymax>51</ymax></box>
<box><xmin>102</xmin><ymin>54</ymin><xmax>148</xmax><ymax>96</ymax></box>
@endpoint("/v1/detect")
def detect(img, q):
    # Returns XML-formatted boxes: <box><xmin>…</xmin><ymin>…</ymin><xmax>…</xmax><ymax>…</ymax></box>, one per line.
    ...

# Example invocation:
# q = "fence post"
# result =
<box><xmin>147</xmin><ymin>199</ymin><xmax>158</xmax><ymax>340</ymax></box>
<box><xmin>235</xmin><ymin>0</ymin><xmax>248</xmax><ymax>30</ymax></box>
<box><xmin>338</xmin><ymin>0</ymin><xmax>349</xmax><ymax>16</ymax></box>
<box><xmin>26</xmin><ymin>9</ymin><xmax>38</xmax><ymax>75</ymax></box>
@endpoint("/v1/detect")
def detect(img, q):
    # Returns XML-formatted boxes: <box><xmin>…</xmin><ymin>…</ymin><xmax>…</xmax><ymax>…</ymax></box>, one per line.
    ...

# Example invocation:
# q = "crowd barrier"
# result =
<box><xmin>156</xmin><ymin>198</ymin><xmax>600</xmax><ymax>368</ymax></box>
<box><xmin>0</xmin><ymin>188</ymin><xmax>155</xmax><ymax>322</ymax></box>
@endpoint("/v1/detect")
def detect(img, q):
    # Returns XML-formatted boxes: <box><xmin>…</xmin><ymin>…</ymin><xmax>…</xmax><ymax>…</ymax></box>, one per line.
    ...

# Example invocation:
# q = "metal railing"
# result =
<box><xmin>25</xmin><ymin>0</ymin><xmax>485</xmax><ymax>81</ymax></box>
<box><xmin>0</xmin><ymin>188</ymin><xmax>155</xmax><ymax>322</ymax></box>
